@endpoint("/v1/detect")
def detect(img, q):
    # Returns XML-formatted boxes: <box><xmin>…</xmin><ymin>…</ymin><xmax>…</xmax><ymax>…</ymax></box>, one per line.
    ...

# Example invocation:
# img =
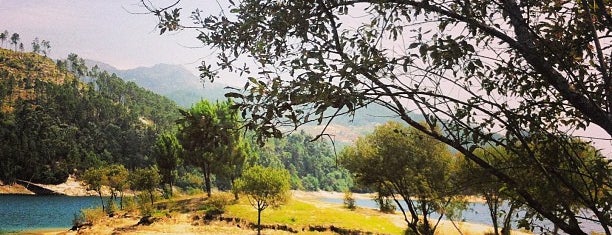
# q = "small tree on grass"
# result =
<box><xmin>234</xmin><ymin>165</ymin><xmax>290</xmax><ymax>235</ymax></box>
<box><xmin>131</xmin><ymin>166</ymin><xmax>162</xmax><ymax>206</ymax></box>
<box><xmin>82</xmin><ymin>167</ymin><xmax>108</xmax><ymax>212</ymax></box>
<box><xmin>106</xmin><ymin>164</ymin><xmax>129</xmax><ymax>210</ymax></box>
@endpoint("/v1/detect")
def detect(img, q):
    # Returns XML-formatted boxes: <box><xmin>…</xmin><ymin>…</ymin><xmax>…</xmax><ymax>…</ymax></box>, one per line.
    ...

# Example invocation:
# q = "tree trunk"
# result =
<box><xmin>501</xmin><ymin>203</ymin><xmax>516</xmax><ymax>235</ymax></box>
<box><xmin>257</xmin><ymin>208</ymin><xmax>262</xmax><ymax>235</ymax></box>
<box><xmin>119</xmin><ymin>191</ymin><xmax>124</xmax><ymax>210</ymax></box>
<box><xmin>149</xmin><ymin>190</ymin><xmax>155</xmax><ymax>206</ymax></box>
<box><xmin>485</xmin><ymin>193</ymin><xmax>500</xmax><ymax>235</ymax></box>
<box><xmin>231</xmin><ymin>178</ymin><xmax>239</xmax><ymax>200</ymax></box>
<box><xmin>421</xmin><ymin>202</ymin><xmax>433</xmax><ymax>235</ymax></box>
<box><xmin>98</xmin><ymin>191</ymin><xmax>105</xmax><ymax>212</ymax></box>
<box><xmin>204</xmin><ymin>162</ymin><xmax>212</xmax><ymax>197</ymax></box>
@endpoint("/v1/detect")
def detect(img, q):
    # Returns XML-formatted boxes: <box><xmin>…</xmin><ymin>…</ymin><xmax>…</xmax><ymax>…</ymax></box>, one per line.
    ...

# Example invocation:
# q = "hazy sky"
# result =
<box><xmin>0</xmin><ymin>0</ymin><xmax>214</xmax><ymax>73</ymax></box>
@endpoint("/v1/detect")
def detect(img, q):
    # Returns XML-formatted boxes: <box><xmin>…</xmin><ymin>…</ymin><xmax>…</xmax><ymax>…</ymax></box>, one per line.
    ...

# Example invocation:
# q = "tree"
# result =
<box><xmin>153</xmin><ymin>132</ymin><xmax>182</xmax><ymax>197</ymax></box>
<box><xmin>341</xmin><ymin>121</ymin><xmax>461</xmax><ymax>235</ymax></box>
<box><xmin>131</xmin><ymin>166</ymin><xmax>162</xmax><ymax>206</ymax></box>
<box><xmin>82</xmin><ymin>167</ymin><xmax>108</xmax><ymax>212</ymax></box>
<box><xmin>234</xmin><ymin>165</ymin><xmax>290</xmax><ymax>235</ymax></box>
<box><xmin>0</xmin><ymin>30</ymin><xmax>7</xmax><ymax>47</ymax></box>
<box><xmin>40</xmin><ymin>40</ymin><xmax>50</xmax><ymax>57</ymax></box>
<box><xmin>455</xmin><ymin>147</ymin><xmax>518</xmax><ymax>235</ymax></box>
<box><xmin>105</xmin><ymin>164</ymin><xmax>129</xmax><ymax>210</ymax></box>
<box><xmin>144</xmin><ymin>1</ymin><xmax>612</xmax><ymax>234</ymax></box>
<box><xmin>177</xmin><ymin>99</ymin><xmax>240</xmax><ymax>197</ymax></box>
<box><xmin>31</xmin><ymin>37</ymin><xmax>41</xmax><ymax>54</ymax></box>
<box><xmin>217</xmin><ymin>135</ymin><xmax>253</xmax><ymax>200</ymax></box>
<box><xmin>9</xmin><ymin>33</ymin><xmax>19</xmax><ymax>51</ymax></box>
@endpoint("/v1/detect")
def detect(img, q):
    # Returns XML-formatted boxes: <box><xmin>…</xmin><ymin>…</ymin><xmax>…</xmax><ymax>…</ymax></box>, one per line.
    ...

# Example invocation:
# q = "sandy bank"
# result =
<box><xmin>0</xmin><ymin>175</ymin><xmax>112</xmax><ymax>196</ymax></box>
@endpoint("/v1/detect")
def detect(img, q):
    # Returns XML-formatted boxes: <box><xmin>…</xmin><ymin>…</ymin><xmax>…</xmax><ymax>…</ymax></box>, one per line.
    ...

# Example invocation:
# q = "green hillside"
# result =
<box><xmin>0</xmin><ymin>48</ymin><xmax>180</xmax><ymax>184</ymax></box>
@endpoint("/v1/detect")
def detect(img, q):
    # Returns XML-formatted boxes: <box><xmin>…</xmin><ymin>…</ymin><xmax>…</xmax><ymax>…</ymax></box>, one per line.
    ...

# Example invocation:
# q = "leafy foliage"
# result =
<box><xmin>234</xmin><ymin>165</ymin><xmax>290</xmax><ymax>235</ymax></box>
<box><xmin>177</xmin><ymin>99</ymin><xmax>244</xmax><ymax>197</ymax></box>
<box><xmin>254</xmin><ymin>130</ymin><xmax>353</xmax><ymax>192</ymax></box>
<box><xmin>153</xmin><ymin>132</ymin><xmax>182</xmax><ymax>196</ymax></box>
<box><xmin>341</xmin><ymin>121</ymin><xmax>460</xmax><ymax>235</ymax></box>
<box><xmin>144</xmin><ymin>0</ymin><xmax>612</xmax><ymax>234</ymax></box>
<box><xmin>131</xmin><ymin>166</ymin><xmax>162</xmax><ymax>206</ymax></box>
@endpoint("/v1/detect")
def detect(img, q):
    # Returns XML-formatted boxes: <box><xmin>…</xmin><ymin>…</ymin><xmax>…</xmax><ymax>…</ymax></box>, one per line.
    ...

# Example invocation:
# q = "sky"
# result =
<box><xmin>0</xmin><ymin>0</ymin><xmax>214</xmax><ymax>74</ymax></box>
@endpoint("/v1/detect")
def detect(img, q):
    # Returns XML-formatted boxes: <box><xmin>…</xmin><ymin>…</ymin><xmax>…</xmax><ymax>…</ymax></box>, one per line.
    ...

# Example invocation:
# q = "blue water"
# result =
<box><xmin>0</xmin><ymin>195</ymin><xmax>104</xmax><ymax>232</ymax></box>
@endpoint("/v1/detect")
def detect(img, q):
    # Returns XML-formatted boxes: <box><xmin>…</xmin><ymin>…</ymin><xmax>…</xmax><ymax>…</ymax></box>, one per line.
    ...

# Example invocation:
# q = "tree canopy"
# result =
<box><xmin>177</xmin><ymin>99</ymin><xmax>242</xmax><ymax>197</ymax></box>
<box><xmin>341</xmin><ymin>121</ymin><xmax>459</xmax><ymax>234</ymax></box>
<box><xmin>145</xmin><ymin>0</ymin><xmax>612</xmax><ymax>234</ymax></box>
<box><xmin>234</xmin><ymin>165</ymin><xmax>290</xmax><ymax>235</ymax></box>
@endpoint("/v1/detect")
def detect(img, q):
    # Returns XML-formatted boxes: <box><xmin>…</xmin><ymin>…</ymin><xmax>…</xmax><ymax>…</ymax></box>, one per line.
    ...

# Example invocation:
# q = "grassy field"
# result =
<box><xmin>225</xmin><ymin>196</ymin><xmax>405</xmax><ymax>234</ymax></box>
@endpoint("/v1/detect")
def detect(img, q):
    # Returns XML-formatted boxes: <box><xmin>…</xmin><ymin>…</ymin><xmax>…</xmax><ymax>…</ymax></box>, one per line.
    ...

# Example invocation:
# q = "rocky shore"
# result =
<box><xmin>0</xmin><ymin>175</ymin><xmax>105</xmax><ymax>196</ymax></box>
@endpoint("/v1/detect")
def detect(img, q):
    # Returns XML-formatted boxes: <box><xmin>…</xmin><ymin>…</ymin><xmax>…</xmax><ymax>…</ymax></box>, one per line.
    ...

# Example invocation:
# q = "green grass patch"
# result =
<box><xmin>225</xmin><ymin>197</ymin><xmax>404</xmax><ymax>234</ymax></box>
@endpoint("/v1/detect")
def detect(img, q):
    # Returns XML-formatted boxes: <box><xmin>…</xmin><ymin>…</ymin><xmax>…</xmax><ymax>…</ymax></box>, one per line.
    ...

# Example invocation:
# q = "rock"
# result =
<box><xmin>136</xmin><ymin>216</ymin><xmax>159</xmax><ymax>226</ymax></box>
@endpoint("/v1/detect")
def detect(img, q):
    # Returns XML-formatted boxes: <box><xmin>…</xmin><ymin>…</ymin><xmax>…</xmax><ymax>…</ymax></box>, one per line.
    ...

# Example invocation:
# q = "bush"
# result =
<box><xmin>122</xmin><ymin>196</ymin><xmax>138</xmax><ymax>213</ymax></box>
<box><xmin>106</xmin><ymin>198</ymin><xmax>117</xmax><ymax>215</ymax></box>
<box><xmin>343</xmin><ymin>191</ymin><xmax>356</xmax><ymax>210</ymax></box>
<box><xmin>374</xmin><ymin>194</ymin><xmax>396</xmax><ymax>213</ymax></box>
<box><xmin>137</xmin><ymin>193</ymin><xmax>155</xmax><ymax>216</ymax></box>
<box><xmin>79</xmin><ymin>207</ymin><xmax>106</xmax><ymax>224</ymax></box>
<box><xmin>207</xmin><ymin>191</ymin><xmax>235</xmax><ymax>211</ymax></box>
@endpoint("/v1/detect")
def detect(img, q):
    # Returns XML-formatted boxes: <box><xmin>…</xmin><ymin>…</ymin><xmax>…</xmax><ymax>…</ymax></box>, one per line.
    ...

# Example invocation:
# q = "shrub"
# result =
<box><xmin>374</xmin><ymin>194</ymin><xmax>396</xmax><ymax>213</ymax></box>
<box><xmin>137</xmin><ymin>193</ymin><xmax>155</xmax><ymax>216</ymax></box>
<box><xmin>122</xmin><ymin>196</ymin><xmax>138</xmax><ymax>213</ymax></box>
<box><xmin>343</xmin><ymin>191</ymin><xmax>356</xmax><ymax>210</ymax></box>
<box><xmin>79</xmin><ymin>207</ymin><xmax>106</xmax><ymax>224</ymax></box>
<box><xmin>208</xmin><ymin>192</ymin><xmax>235</xmax><ymax>211</ymax></box>
<box><xmin>106</xmin><ymin>198</ymin><xmax>117</xmax><ymax>215</ymax></box>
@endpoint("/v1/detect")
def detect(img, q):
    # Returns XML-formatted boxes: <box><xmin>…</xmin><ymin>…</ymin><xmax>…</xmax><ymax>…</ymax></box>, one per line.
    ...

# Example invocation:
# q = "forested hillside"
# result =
<box><xmin>0</xmin><ymin>47</ymin><xmax>353</xmax><ymax>192</ymax></box>
<box><xmin>254</xmin><ymin>130</ymin><xmax>352</xmax><ymax>192</ymax></box>
<box><xmin>0</xmin><ymin>48</ymin><xmax>180</xmax><ymax>184</ymax></box>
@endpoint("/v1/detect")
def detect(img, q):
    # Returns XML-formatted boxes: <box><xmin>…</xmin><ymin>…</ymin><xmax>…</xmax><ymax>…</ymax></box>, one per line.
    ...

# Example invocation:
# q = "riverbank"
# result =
<box><xmin>0</xmin><ymin>181</ymin><xmax>34</xmax><ymax>195</ymax></box>
<box><xmin>13</xmin><ymin>191</ymin><xmax>531</xmax><ymax>235</ymax></box>
<box><xmin>6</xmin><ymin>228</ymin><xmax>72</xmax><ymax>235</ymax></box>
<box><xmin>0</xmin><ymin>175</ymin><xmax>109</xmax><ymax>196</ymax></box>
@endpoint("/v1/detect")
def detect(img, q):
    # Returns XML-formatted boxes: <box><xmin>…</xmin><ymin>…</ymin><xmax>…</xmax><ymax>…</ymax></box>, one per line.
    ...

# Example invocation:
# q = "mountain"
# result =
<box><xmin>83</xmin><ymin>60</ymin><xmax>426</xmax><ymax>146</ymax></box>
<box><xmin>85</xmin><ymin>60</ymin><xmax>228</xmax><ymax>107</ymax></box>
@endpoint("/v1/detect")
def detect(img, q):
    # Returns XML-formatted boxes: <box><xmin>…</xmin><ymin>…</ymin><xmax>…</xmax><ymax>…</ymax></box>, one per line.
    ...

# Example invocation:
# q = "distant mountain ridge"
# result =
<box><xmin>84</xmin><ymin>60</ymin><xmax>425</xmax><ymax>146</ymax></box>
<box><xmin>85</xmin><ymin>60</ymin><xmax>228</xmax><ymax>107</ymax></box>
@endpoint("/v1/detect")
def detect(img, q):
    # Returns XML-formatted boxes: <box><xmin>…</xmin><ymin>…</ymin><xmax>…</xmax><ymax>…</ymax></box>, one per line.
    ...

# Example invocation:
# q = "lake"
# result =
<box><xmin>0</xmin><ymin>195</ymin><xmax>103</xmax><ymax>233</ymax></box>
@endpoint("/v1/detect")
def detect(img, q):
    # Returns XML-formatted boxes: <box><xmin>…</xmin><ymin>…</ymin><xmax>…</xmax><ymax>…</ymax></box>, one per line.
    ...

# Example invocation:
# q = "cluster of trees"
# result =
<box><xmin>342</xmin><ymin>121</ymin><xmax>609</xmax><ymax>235</ymax></box>
<box><xmin>254</xmin><ymin>130</ymin><xmax>353</xmax><ymax>192</ymax></box>
<box><xmin>0</xmin><ymin>30</ymin><xmax>50</xmax><ymax>55</ymax></box>
<box><xmin>0</xmin><ymin>46</ymin><xmax>351</xmax><ymax>193</ymax></box>
<box><xmin>164</xmin><ymin>99</ymin><xmax>353</xmax><ymax>197</ymax></box>
<box><xmin>0</xmin><ymin>49</ymin><xmax>179</xmax><ymax>184</ymax></box>
<box><xmin>142</xmin><ymin>0</ymin><xmax>611</xmax><ymax>234</ymax></box>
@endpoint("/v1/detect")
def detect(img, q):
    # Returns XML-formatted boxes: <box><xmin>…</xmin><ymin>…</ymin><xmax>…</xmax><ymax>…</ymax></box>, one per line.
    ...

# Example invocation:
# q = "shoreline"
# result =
<box><xmin>0</xmin><ymin>175</ymin><xmax>111</xmax><ymax>197</ymax></box>
<box><xmin>3</xmin><ymin>191</ymin><xmax>530</xmax><ymax>235</ymax></box>
<box><xmin>3</xmin><ymin>227</ymin><xmax>72</xmax><ymax>235</ymax></box>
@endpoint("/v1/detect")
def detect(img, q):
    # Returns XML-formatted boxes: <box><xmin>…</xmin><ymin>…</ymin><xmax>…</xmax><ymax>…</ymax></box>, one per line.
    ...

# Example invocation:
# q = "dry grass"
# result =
<box><xmin>18</xmin><ymin>191</ymin><xmax>535</xmax><ymax>235</ymax></box>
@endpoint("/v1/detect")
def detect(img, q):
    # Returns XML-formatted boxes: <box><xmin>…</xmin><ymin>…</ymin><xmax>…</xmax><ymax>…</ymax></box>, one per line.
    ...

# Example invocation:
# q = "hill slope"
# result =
<box><xmin>0</xmin><ymin>49</ymin><xmax>180</xmax><ymax>184</ymax></box>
